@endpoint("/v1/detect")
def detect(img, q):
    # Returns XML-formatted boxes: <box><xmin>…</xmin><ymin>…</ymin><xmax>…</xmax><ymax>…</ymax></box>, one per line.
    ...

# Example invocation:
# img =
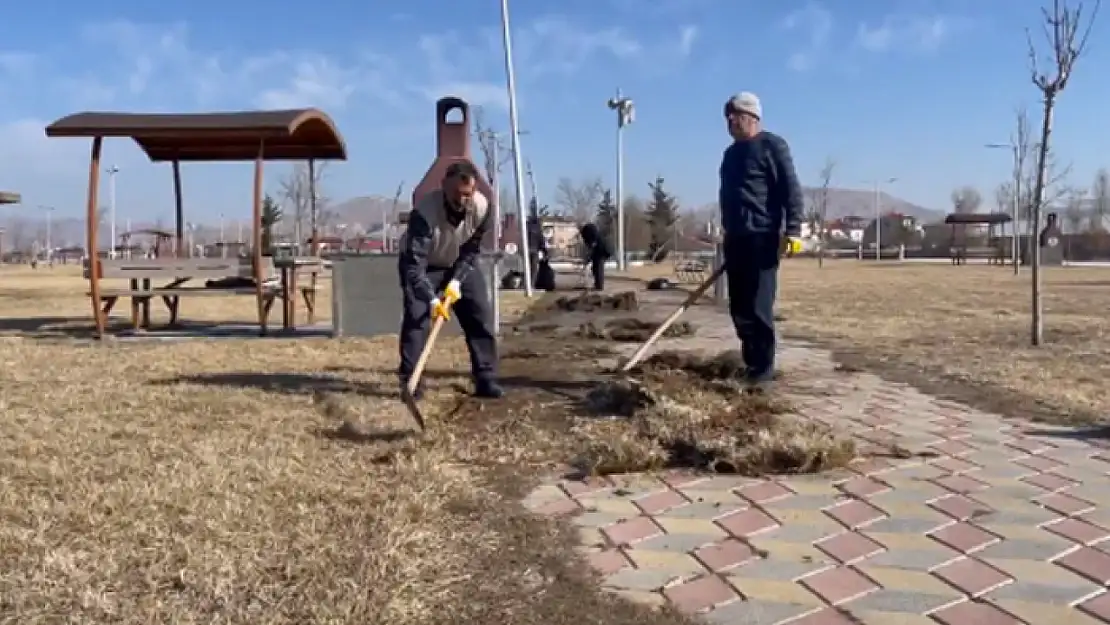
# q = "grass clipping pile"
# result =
<box><xmin>576</xmin><ymin>350</ymin><xmax>856</xmax><ymax>476</ymax></box>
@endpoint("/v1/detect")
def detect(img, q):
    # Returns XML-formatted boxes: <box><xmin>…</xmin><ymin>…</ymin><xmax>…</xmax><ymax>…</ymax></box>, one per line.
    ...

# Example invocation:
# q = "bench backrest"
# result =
<box><xmin>86</xmin><ymin>257</ymin><xmax>269</xmax><ymax>280</ymax></box>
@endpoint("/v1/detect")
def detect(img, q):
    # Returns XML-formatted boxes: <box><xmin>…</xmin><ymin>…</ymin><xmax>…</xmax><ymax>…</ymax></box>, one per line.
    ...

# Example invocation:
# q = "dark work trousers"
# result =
<box><xmin>590</xmin><ymin>255</ymin><xmax>606</xmax><ymax>290</ymax></box>
<box><xmin>398</xmin><ymin>266</ymin><xmax>497</xmax><ymax>383</ymax></box>
<box><xmin>723</xmin><ymin>233</ymin><xmax>781</xmax><ymax>382</ymax></box>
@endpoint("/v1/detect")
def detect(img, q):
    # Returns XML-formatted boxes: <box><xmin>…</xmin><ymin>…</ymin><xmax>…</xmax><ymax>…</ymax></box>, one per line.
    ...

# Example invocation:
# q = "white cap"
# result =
<box><xmin>726</xmin><ymin>92</ymin><xmax>762</xmax><ymax>119</ymax></box>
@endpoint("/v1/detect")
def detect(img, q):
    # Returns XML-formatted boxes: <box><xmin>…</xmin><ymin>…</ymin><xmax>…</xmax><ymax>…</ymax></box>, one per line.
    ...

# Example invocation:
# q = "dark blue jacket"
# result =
<box><xmin>718</xmin><ymin>131</ymin><xmax>804</xmax><ymax>238</ymax></box>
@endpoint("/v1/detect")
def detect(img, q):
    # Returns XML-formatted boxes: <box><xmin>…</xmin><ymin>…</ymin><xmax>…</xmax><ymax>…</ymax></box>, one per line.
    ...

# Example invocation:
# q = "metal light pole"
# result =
<box><xmin>871</xmin><ymin>177</ymin><xmax>897</xmax><ymax>260</ymax></box>
<box><xmin>986</xmin><ymin>142</ymin><xmax>1022</xmax><ymax>274</ymax></box>
<box><xmin>107</xmin><ymin>165</ymin><xmax>119</xmax><ymax>258</ymax></box>
<box><xmin>499</xmin><ymin>0</ymin><xmax>533</xmax><ymax>297</ymax></box>
<box><xmin>607</xmin><ymin>90</ymin><xmax>635</xmax><ymax>271</ymax></box>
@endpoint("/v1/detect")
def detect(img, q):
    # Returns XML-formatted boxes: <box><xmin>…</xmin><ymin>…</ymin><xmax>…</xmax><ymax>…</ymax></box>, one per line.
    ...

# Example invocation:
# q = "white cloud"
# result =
<box><xmin>855</xmin><ymin>14</ymin><xmax>962</xmax><ymax>54</ymax></box>
<box><xmin>780</xmin><ymin>3</ymin><xmax>834</xmax><ymax>72</ymax></box>
<box><xmin>678</xmin><ymin>25</ymin><xmax>699</xmax><ymax>57</ymax></box>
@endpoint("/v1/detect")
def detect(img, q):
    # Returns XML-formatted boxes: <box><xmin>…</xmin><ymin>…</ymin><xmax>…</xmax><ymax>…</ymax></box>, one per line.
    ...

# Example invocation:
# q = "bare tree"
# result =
<box><xmin>279</xmin><ymin>161</ymin><xmax>330</xmax><ymax>250</ymax></box>
<box><xmin>1026</xmin><ymin>0</ymin><xmax>1099</xmax><ymax>346</ymax></box>
<box><xmin>553</xmin><ymin>177</ymin><xmax>605</xmax><ymax>223</ymax></box>
<box><xmin>816</xmin><ymin>158</ymin><xmax>835</xmax><ymax>268</ymax></box>
<box><xmin>6</xmin><ymin>217</ymin><xmax>28</xmax><ymax>253</ymax></box>
<box><xmin>951</xmin><ymin>186</ymin><xmax>983</xmax><ymax>213</ymax></box>
<box><xmin>473</xmin><ymin>107</ymin><xmax>513</xmax><ymax>186</ymax></box>
<box><xmin>1063</xmin><ymin>186</ymin><xmax>1087</xmax><ymax>240</ymax></box>
<box><xmin>1090</xmin><ymin>168</ymin><xmax>1110</xmax><ymax>231</ymax></box>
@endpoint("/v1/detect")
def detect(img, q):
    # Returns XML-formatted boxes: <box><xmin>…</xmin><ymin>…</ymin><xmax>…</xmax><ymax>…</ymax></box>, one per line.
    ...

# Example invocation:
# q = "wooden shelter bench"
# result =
<box><xmin>950</xmin><ymin>245</ymin><xmax>1005</xmax><ymax>266</ymax></box>
<box><xmin>85</xmin><ymin>257</ymin><xmax>320</xmax><ymax>331</ymax></box>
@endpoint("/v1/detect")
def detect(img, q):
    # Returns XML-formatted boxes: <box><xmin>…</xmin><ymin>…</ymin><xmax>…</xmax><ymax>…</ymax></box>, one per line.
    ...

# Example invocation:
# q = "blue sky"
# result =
<box><xmin>3</xmin><ymin>0</ymin><xmax>1110</xmax><ymax>224</ymax></box>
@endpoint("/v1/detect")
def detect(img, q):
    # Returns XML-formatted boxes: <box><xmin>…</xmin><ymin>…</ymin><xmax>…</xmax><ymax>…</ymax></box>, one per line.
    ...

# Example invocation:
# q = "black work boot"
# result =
<box><xmin>473</xmin><ymin>377</ymin><xmax>504</xmax><ymax>399</ymax></box>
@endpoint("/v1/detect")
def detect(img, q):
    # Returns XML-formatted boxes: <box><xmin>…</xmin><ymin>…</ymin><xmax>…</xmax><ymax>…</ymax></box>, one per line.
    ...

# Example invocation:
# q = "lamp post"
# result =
<box><xmin>986</xmin><ymin>142</ymin><xmax>1022</xmax><ymax>274</ymax></box>
<box><xmin>499</xmin><ymin>0</ymin><xmax>533</xmax><ymax>297</ymax></box>
<box><xmin>607</xmin><ymin>90</ymin><xmax>635</xmax><ymax>271</ymax></box>
<box><xmin>871</xmin><ymin>177</ymin><xmax>898</xmax><ymax>260</ymax></box>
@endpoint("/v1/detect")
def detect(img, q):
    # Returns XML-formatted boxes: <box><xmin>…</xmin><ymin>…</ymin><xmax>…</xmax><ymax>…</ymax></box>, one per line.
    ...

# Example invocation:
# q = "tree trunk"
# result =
<box><xmin>1029</xmin><ymin>94</ymin><xmax>1055</xmax><ymax>347</ymax></box>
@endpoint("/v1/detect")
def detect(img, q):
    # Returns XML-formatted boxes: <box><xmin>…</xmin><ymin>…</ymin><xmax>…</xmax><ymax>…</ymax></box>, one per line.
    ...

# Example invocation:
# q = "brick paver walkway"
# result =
<box><xmin>524</xmin><ymin>297</ymin><xmax>1110</xmax><ymax>624</ymax></box>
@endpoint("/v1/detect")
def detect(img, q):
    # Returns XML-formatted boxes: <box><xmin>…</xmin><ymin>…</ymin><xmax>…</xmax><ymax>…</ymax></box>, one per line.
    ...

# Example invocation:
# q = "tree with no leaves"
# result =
<box><xmin>553</xmin><ymin>177</ymin><xmax>604</xmax><ymax>223</ymax></box>
<box><xmin>1026</xmin><ymin>0</ymin><xmax>1099</xmax><ymax>346</ymax></box>
<box><xmin>472</xmin><ymin>107</ymin><xmax>513</xmax><ymax>187</ymax></box>
<box><xmin>1090</xmin><ymin>168</ymin><xmax>1110</xmax><ymax>232</ymax></box>
<box><xmin>278</xmin><ymin>161</ymin><xmax>329</xmax><ymax>252</ymax></box>
<box><xmin>816</xmin><ymin>158</ymin><xmax>835</xmax><ymax>268</ymax></box>
<box><xmin>951</xmin><ymin>186</ymin><xmax>983</xmax><ymax>214</ymax></box>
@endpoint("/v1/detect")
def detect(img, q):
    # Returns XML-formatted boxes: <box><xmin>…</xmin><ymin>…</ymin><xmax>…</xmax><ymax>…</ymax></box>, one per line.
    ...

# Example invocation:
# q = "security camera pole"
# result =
<box><xmin>607</xmin><ymin>90</ymin><xmax>634</xmax><ymax>271</ymax></box>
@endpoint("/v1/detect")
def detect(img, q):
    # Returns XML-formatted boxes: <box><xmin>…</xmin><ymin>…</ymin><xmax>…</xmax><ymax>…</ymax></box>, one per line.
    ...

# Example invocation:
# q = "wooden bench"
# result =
<box><xmin>85</xmin><ymin>257</ymin><xmax>321</xmax><ymax>332</ymax></box>
<box><xmin>950</xmin><ymin>245</ymin><xmax>1005</xmax><ymax>266</ymax></box>
<box><xmin>674</xmin><ymin>260</ymin><xmax>709</xmax><ymax>283</ymax></box>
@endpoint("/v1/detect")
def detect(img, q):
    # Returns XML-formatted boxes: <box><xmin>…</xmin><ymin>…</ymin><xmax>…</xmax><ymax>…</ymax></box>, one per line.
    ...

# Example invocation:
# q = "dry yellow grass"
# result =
<box><xmin>619</xmin><ymin>259</ymin><xmax>1110</xmax><ymax>424</ymax></box>
<box><xmin>0</xmin><ymin>265</ymin><xmax>692</xmax><ymax>625</ymax></box>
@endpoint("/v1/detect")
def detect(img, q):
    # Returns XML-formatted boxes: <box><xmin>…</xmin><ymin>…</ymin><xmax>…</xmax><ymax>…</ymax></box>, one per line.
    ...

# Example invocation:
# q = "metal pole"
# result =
<box><xmin>108</xmin><ymin>165</ymin><xmax>118</xmax><ymax>258</ymax></box>
<box><xmin>44</xmin><ymin>206</ymin><xmax>52</xmax><ymax>262</ymax></box>
<box><xmin>616</xmin><ymin>111</ymin><xmax>625</xmax><ymax>270</ymax></box>
<box><xmin>499</xmin><ymin>0</ymin><xmax>533</xmax><ymax>297</ymax></box>
<box><xmin>1011</xmin><ymin>145</ymin><xmax>1021</xmax><ymax>273</ymax></box>
<box><xmin>491</xmin><ymin>139</ymin><xmax>502</xmax><ymax>334</ymax></box>
<box><xmin>874</xmin><ymin>181</ymin><xmax>881</xmax><ymax>260</ymax></box>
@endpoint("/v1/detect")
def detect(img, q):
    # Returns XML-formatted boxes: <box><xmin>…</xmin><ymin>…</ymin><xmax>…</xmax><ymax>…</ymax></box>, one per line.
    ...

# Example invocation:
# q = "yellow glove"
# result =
<box><xmin>781</xmin><ymin>236</ymin><xmax>803</xmax><ymax>257</ymax></box>
<box><xmin>431</xmin><ymin>297</ymin><xmax>451</xmax><ymax>321</ymax></box>
<box><xmin>442</xmin><ymin>279</ymin><xmax>462</xmax><ymax>305</ymax></box>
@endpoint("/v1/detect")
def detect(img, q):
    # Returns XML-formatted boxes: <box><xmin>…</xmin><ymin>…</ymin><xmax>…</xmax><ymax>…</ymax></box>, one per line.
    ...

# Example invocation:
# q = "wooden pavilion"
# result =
<box><xmin>0</xmin><ymin>191</ymin><xmax>20</xmax><ymax>205</ymax></box>
<box><xmin>44</xmin><ymin>109</ymin><xmax>347</xmax><ymax>336</ymax></box>
<box><xmin>944</xmin><ymin>212</ymin><xmax>1013</xmax><ymax>266</ymax></box>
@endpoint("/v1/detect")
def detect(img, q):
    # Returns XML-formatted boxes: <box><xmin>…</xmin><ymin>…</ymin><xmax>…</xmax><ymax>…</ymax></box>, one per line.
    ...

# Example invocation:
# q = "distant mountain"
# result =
<box><xmin>805</xmin><ymin>187</ymin><xmax>945</xmax><ymax>223</ymax></box>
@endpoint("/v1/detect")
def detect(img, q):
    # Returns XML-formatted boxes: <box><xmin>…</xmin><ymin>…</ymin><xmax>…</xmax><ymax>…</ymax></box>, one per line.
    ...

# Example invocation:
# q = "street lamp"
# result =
<box><xmin>106</xmin><ymin>165</ymin><xmax>119</xmax><ymax>258</ymax></box>
<box><xmin>499</xmin><ymin>0</ymin><xmax>534</xmax><ymax>297</ymax></box>
<box><xmin>986</xmin><ymin>142</ymin><xmax>1021</xmax><ymax>274</ymax></box>
<box><xmin>607</xmin><ymin>90</ymin><xmax>634</xmax><ymax>271</ymax></box>
<box><xmin>872</xmin><ymin>177</ymin><xmax>898</xmax><ymax>260</ymax></box>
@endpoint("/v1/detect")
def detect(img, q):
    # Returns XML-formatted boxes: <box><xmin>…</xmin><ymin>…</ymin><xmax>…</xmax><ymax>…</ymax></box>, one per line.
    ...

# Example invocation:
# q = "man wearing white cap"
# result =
<box><xmin>718</xmin><ymin>91</ymin><xmax>804</xmax><ymax>391</ymax></box>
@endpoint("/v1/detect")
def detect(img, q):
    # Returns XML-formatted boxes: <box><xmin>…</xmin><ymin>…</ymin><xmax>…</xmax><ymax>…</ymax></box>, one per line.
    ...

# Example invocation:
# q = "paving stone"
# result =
<box><xmin>930</xmin><ymin>523</ymin><xmax>1001</xmax><ymax>554</ymax></box>
<box><xmin>634</xmin><ymin>489</ymin><xmax>689</xmax><ymax>514</ymax></box>
<box><xmin>663</xmin><ymin>574</ymin><xmax>739</xmax><ymax>613</ymax></box>
<box><xmin>680</xmin><ymin>487</ymin><xmax>751</xmax><ymax>505</ymax></box>
<box><xmin>857</xmin><ymin>564</ymin><xmax>964</xmax><ymax>596</ymax></box>
<box><xmin>862</xmin><ymin>515</ymin><xmax>949</xmax><ymax>534</ymax></box>
<box><xmin>933</xmin><ymin>600</ymin><xmax>1026</xmax><ymax>624</ymax></box>
<box><xmin>728</xmin><ymin>576</ymin><xmax>824</xmax><ymax>606</ymax></box>
<box><xmin>1057</xmin><ymin>547</ymin><xmax>1110</xmax><ymax>585</ymax></box>
<box><xmin>764</xmin><ymin>494</ymin><xmax>845</xmax><ymax>511</ymax></box>
<box><xmin>655</xmin><ymin>516</ymin><xmax>728</xmax><ymax>537</ymax></box>
<box><xmin>1077</xmin><ymin>592</ymin><xmax>1110</xmax><ymax>622</ymax></box>
<box><xmin>838</xmin><ymin>477</ymin><xmax>891</xmax><ymax>498</ymax></box>
<box><xmin>578</xmin><ymin>526</ymin><xmax>605</xmax><ymax>547</ymax></box>
<box><xmin>702</xmin><ymin>599</ymin><xmax>817</xmax><ymax>625</ymax></box>
<box><xmin>934</xmin><ymin>474</ymin><xmax>991</xmax><ymax>495</ymax></box>
<box><xmin>967</xmin><ymin>464</ymin><xmax>1036</xmax><ymax>482</ymax></box>
<box><xmin>657</xmin><ymin>500</ymin><xmax>745</xmax><ymax>520</ymax></box>
<box><xmin>737</xmin><ymin>481</ymin><xmax>795</xmax><ymax>504</ymax></box>
<box><xmin>971</xmin><ymin>507</ymin><xmax>1061</xmax><ymax>526</ymax></box>
<box><xmin>577</xmin><ymin>495</ymin><xmax>643</xmax><ymax>517</ymax></box>
<box><xmin>695</xmin><ymin>539</ymin><xmax>760</xmax><ymax>572</ymax></box>
<box><xmin>1005</xmin><ymin>601</ymin><xmax>1108</xmax><ymax>625</ymax></box>
<box><xmin>974</xmin><ymin>538</ymin><xmax>1074</xmax><ymax>561</ymax></box>
<box><xmin>632</xmin><ymin>531</ymin><xmax>724</xmax><ymax>554</ymax></box>
<box><xmin>788</xmin><ymin>606</ymin><xmax>861</xmax><ymax>624</ymax></box>
<box><xmin>864</xmin><ymin>547</ymin><xmax>961</xmax><ymax>571</ymax></box>
<box><xmin>586</xmin><ymin>549</ymin><xmax>632</xmax><ymax>575</ymax></box>
<box><xmin>1036</xmin><ymin>493</ymin><xmax>1096</xmax><ymax>516</ymax></box>
<box><xmin>985</xmin><ymin>580</ymin><xmax>1103</xmax><ymax>605</ymax></box>
<box><xmin>801</xmin><ymin>566</ymin><xmax>879</xmax><ymax>605</ymax></box>
<box><xmin>816</xmin><ymin>532</ymin><xmax>885</xmax><ymax>563</ymax></box>
<box><xmin>574</xmin><ymin>511</ymin><xmax>628</xmax><ymax>528</ymax></box>
<box><xmin>848</xmin><ymin>610</ymin><xmax>938</xmax><ymax>625</ymax></box>
<box><xmin>932</xmin><ymin>558</ymin><xmax>1013</xmax><ymax>597</ymax></box>
<box><xmin>1020</xmin><ymin>472</ymin><xmax>1078</xmax><ymax>492</ymax></box>
<box><xmin>761</xmin><ymin>521</ymin><xmax>842</xmax><ymax>545</ymax></box>
<box><xmin>718</xmin><ymin>508</ymin><xmax>780</xmax><ymax>538</ymax></box>
<box><xmin>931</xmin><ymin>494</ymin><xmax>995</xmax><ymax>521</ymax></box>
<box><xmin>601</xmin><ymin>516</ymin><xmax>663</xmax><ymax>546</ymax></box>
<box><xmin>563</xmin><ymin>476</ymin><xmax>614</xmax><ymax>497</ymax></box>
<box><xmin>624</xmin><ymin>548</ymin><xmax>706</xmax><ymax>575</ymax></box>
<box><xmin>606</xmin><ymin>473</ymin><xmax>668</xmax><ymax>496</ymax></box>
<box><xmin>602</xmin><ymin>567</ymin><xmax>684</xmax><ymax>591</ymax></box>
<box><xmin>825</xmin><ymin>499</ymin><xmax>887</xmax><ymax>529</ymax></box>
<box><xmin>1044</xmin><ymin>518</ymin><xmax>1110</xmax><ymax>546</ymax></box>
<box><xmin>840</xmin><ymin>589</ymin><xmax>960</xmax><ymax>614</ymax></box>
<box><xmin>608</xmin><ymin>588</ymin><xmax>666</xmax><ymax>606</ymax></box>
<box><xmin>882</xmin><ymin>463</ymin><xmax>949</xmax><ymax>482</ymax></box>
<box><xmin>729</xmin><ymin>558</ymin><xmax>831</xmax><ymax>581</ymax></box>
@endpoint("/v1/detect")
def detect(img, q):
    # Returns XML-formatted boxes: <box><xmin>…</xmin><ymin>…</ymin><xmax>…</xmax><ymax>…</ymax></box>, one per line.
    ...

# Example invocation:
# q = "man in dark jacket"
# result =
<box><xmin>579</xmin><ymin>222</ymin><xmax>611</xmax><ymax>290</ymax></box>
<box><xmin>718</xmin><ymin>92</ymin><xmax>804</xmax><ymax>390</ymax></box>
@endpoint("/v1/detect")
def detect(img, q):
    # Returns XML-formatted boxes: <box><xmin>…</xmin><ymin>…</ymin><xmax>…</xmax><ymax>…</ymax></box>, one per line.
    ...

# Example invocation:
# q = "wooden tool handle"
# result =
<box><xmin>408</xmin><ymin>315</ymin><xmax>447</xmax><ymax>393</ymax></box>
<box><xmin>620</xmin><ymin>265</ymin><xmax>726</xmax><ymax>373</ymax></box>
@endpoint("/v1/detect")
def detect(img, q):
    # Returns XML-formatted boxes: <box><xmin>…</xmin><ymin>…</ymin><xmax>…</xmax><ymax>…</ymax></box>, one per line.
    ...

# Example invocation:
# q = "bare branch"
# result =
<box><xmin>1028</xmin><ymin>0</ymin><xmax>1101</xmax><ymax>95</ymax></box>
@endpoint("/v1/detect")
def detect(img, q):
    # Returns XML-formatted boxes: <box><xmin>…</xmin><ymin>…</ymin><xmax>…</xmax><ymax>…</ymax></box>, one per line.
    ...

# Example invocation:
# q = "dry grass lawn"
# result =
<box><xmin>622</xmin><ymin>260</ymin><xmax>1110</xmax><ymax>424</ymax></box>
<box><xmin>5</xmin><ymin>259</ymin><xmax>1099</xmax><ymax>624</ymax></box>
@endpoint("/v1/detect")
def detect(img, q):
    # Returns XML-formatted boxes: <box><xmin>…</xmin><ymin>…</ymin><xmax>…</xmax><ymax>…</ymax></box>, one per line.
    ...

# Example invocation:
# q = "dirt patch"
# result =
<box><xmin>576</xmin><ymin>377</ymin><xmax>854</xmax><ymax>476</ymax></box>
<box><xmin>577</xmin><ymin>318</ymin><xmax>696</xmax><ymax>342</ymax></box>
<box><xmin>551</xmin><ymin>291</ymin><xmax>639</xmax><ymax>313</ymax></box>
<box><xmin>637</xmin><ymin>349</ymin><xmax>748</xmax><ymax>380</ymax></box>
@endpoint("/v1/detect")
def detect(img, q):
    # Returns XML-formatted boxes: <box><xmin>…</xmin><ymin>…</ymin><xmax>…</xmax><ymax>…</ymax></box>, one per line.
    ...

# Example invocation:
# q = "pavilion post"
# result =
<box><xmin>308</xmin><ymin>158</ymin><xmax>318</xmax><ymax>256</ymax></box>
<box><xmin>253</xmin><ymin>141</ymin><xmax>266</xmax><ymax>334</ymax></box>
<box><xmin>172</xmin><ymin>160</ymin><xmax>184</xmax><ymax>257</ymax></box>
<box><xmin>87</xmin><ymin>137</ymin><xmax>105</xmax><ymax>336</ymax></box>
